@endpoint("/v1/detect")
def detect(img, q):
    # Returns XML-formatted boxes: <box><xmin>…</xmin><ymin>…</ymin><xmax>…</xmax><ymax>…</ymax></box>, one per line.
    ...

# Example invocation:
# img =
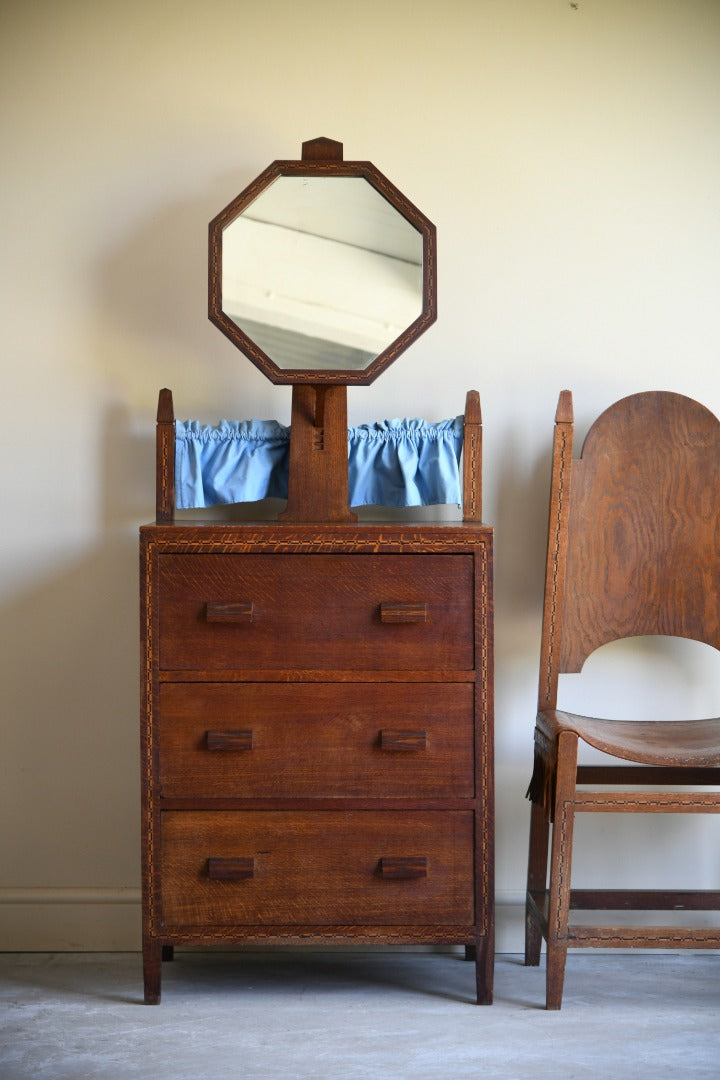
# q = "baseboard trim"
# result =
<box><xmin>0</xmin><ymin>888</ymin><xmax>143</xmax><ymax>951</ymax></box>
<box><xmin>4</xmin><ymin>891</ymin><xmax>708</xmax><ymax>954</ymax></box>
<box><xmin>0</xmin><ymin>888</ymin><xmax>141</xmax><ymax>906</ymax></box>
<box><xmin>0</xmin><ymin>889</ymin><xmax>526</xmax><ymax>952</ymax></box>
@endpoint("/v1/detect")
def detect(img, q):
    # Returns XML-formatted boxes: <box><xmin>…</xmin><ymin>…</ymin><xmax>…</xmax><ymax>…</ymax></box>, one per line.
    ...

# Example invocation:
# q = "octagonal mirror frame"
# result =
<box><xmin>208</xmin><ymin>138</ymin><xmax>437</xmax><ymax>386</ymax></box>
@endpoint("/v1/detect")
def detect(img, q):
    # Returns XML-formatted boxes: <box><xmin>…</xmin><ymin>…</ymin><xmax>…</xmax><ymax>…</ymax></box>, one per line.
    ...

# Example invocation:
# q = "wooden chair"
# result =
<box><xmin>525</xmin><ymin>389</ymin><xmax>720</xmax><ymax>1009</ymax></box>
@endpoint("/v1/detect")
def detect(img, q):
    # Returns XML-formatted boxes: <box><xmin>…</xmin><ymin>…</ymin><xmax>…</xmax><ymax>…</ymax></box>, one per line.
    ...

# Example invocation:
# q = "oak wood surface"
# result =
<box><xmin>160</xmin><ymin>810</ymin><xmax>474</xmax><ymax>926</ymax></box>
<box><xmin>560</xmin><ymin>391</ymin><xmax>720</xmax><ymax>671</ymax></box>
<box><xmin>157</xmin><ymin>552</ymin><xmax>474</xmax><ymax>671</ymax></box>
<box><xmin>525</xmin><ymin>390</ymin><xmax>720</xmax><ymax>1009</ymax></box>
<box><xmin>141</xmin><ymin>520</ymin><xmax>494</xmax><ymax>1004</ymax></box>
<box><xmin>158</xmin><ymin>682</ymin><xmax>474</xmax><ymax>798</ymax></box>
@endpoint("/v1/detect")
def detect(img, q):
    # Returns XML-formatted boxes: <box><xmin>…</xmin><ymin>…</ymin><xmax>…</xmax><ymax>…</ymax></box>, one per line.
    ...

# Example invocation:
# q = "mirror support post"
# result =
<box><xmin>279</xmin><ymin>384</ymin><xmax>357</xmax><ymax>524</ymax></box>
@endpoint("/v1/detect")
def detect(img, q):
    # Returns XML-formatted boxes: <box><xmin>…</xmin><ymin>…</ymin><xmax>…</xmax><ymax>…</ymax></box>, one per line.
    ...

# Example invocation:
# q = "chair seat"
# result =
<box><xmin>538</xmin><ymin>709</ymin><xmax>720</xmax><ymax>767</ymax></box>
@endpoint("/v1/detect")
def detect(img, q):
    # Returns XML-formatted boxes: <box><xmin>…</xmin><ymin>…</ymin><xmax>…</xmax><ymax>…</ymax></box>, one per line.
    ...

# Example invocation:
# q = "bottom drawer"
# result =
<box><xmin>160</xmin><ymin>810</ymin><xmax>474</xmax><ymax>927</ymax></box>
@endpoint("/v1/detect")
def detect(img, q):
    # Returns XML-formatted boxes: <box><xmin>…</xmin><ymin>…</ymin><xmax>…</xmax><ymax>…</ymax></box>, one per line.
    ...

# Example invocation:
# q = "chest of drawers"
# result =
<box><xmin>140</xmin><ymin>521</ymin><xmax>494</xmax><ymax>1003</ymax></box>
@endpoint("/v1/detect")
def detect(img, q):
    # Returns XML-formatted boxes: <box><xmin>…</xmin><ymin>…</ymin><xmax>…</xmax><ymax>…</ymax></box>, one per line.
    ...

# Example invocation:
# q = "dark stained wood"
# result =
<box><xmin>302</xmin><ymin>137</ymin><xmax>343</xmax><ymax>161</ymax></box>
<box><xmin>569</xmin><ymin>889</ymin><xmax>720</xmax><ymax>910</ymax></box>
<box><xmin>278</xmin><ymin>384</ymin><xmax>357</xmax><ymax>523</ymax></box>
<box><xmin>380</xmin><ymin>602</ymin><xmax>428</xmax><ymax>624</ymax></box>
<box><xmin>156</xmin><ymin>552</ymin><xmax>474</xmax><ymax>671</ymax></box>
<box><xmin>536</xmin><ymin>390</ymin><xmax>573</xmax><ymax>712</ymax></box>
<box><xmin>378</xmin><ymin>856</ymin><xmax>428</xmax><ymax>880</ymax></box>
<box><xmin>524</xmin><ymin>799</ymin><xmax>549</xmax><ymax>967</ymax></box>
<box><xmin>525</xmin><ymin>390</ymin><xmax>720</xmax><ymax>1009</ymax></box>
<box><xmin>161</xmin><ymin>811</ymin><xmax>472</xmax><ymax>925</ymax></box>
<box><xmin>577</xmin><ymin>765</ymin><xmax>720</xmax><ymax>784</ymax></box>
<box><xmin>207</xmin><ymin>142</ymin><xmax>437</xmax><ymax>388</ymax></box>
<box><xmin>155</xmin><ymin>388</ymin><xmax>175</xmax><ymax>524</ymax></box>
<box><xmin>141</xmin><ymin>519</ymin><xmax>493</xmax><ymax>1004</ymax></box>
<box><xmin>158</xmin><ymin>678</ymin><xmax>473</xmax><ymax>800</ymax></box>
<box><xmin>207</xmin><ymin>856</ymin><xmax>255</xmax><ymax>882</ymax></box>
<box><xmin>561</xmin><ymin>391</ymin><xmax>720</xmax><ymax>671</ymax></box>
<box><xmin>142</xmin><ymin>377</ymin><xmax>492</xmax><ymax>1002</ymax></box>
<box><xmin>206</xmin><ymin>729</ymin><xmax>254</xmax><ymax>752</ymax></box>
<box><xmin>379</xmin><ymin>730</ymin><xmax>429</xmax><ymax>752</ymax></box>
<box><xmin>462</xmin><ymin>390</ymin><xmax>482</xmax><ymax>522</ymax></box>
<box><xmin>205</xmin><ymin>602</ymin><xmax>254</xmax><ymax>623</ymax></box>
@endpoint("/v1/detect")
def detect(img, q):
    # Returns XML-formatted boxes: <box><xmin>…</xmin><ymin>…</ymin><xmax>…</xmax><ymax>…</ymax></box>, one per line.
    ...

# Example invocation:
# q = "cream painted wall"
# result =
<box><xmin>1</xmin><ymin>0</ymin><xmax>719</xmax><ymax>951</ymax></box>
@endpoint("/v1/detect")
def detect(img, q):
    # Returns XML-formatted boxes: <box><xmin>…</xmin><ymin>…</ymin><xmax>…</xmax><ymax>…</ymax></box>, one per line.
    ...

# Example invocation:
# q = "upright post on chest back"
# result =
<box><xmin>462</xmin><ymin>390</ymin><xmax>482</xmax><ymax>522</ymax></box>
<box><xmin>156</xmin><ymin>388</ymin><xmax>175</xmax><ymax>523</ymax></box>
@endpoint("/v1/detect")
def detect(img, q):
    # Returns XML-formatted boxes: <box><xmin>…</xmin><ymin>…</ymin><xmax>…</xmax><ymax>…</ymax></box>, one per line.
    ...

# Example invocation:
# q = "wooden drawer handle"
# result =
<box><xmin>207</xmin><ymin>857</ymin><xmax>255</xmax><ymax>881</ymax></box>
<box><xmin>380</xmin><ymin>602</ymin><xmax>428</xmax><ymax>624</ymax></box>
<box><xmin>206</xmin><ymin>602</ymin><xmax>254</xmax><ymax>623</ymax></box>
<box><xmin>206</xmin><ymin>730</ymin><xmax>254</xmax><ymax>751</ymax></box>
<box><xmin>378</xmin><ymin>856</ymin><xmax>428</xmax><ymax>881</ymax></box>
<box><xmin>379</xmin><ymin>730</ymin><xmax>428</xmax><ymax>752</ymax></box>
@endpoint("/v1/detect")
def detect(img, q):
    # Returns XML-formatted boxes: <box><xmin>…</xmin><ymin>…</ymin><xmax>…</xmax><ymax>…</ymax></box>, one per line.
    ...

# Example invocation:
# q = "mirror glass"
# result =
<box><xmin>221</xmin><ymin>176</ymin><xmax>424</xmax><ymax>371</ymax></box>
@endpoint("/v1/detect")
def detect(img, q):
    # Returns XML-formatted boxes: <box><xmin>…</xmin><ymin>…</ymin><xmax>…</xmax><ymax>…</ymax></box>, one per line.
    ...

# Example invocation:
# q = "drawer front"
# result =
<box><xmin>157</xmin><ymin>553</ymin><xmax>474</xmax><ymax>671</ymax></box>
<box><xmin>160</xmin><ymin>810</ymin><xmax>474</xmax><ymax>927</ymax></box>
<box><xmin>158</xmin><ymin>683</ymin><xmax>474</xmax><ymax>798</ymax></box>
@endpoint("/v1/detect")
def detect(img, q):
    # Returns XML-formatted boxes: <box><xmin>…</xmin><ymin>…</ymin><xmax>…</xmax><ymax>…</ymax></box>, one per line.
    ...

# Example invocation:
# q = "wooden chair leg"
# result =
<box><xmin>525</xmin><ymin>798</ymin><xmax>550</xmax><ymax>966</ymax></box>
<box><xmin>546</xmin><ymin>942</ymin><xmax>569</xmax><ymax>1010</ymax></box>
<box><xmin>143</xmin><ymin>938</ymin><xmax>162</xmax><ymax>1004</ymax></box>
<box><xmin>474</xmin><ymin>935</ymin><xmax>494</xmax><ymax>1005</ymax></box>
<box><xmin>545</xmin><ymin>731</ymin><xmax>578</xmax><ymax>1010</ymax></box>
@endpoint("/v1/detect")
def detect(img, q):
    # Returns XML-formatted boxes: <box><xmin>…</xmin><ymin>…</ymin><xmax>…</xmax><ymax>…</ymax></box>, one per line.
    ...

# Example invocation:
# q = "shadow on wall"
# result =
<box><xmin>493</xmin><ymin>422</ymin><xmax>551</xmax><ymax>618</ymax></box>
<box><xmin>0</xmin><ymin>404</ymin><xmax>156</xmax><ymax>888</ymax></box>
<box><xmin>92</xmin><ymin>163</ymin><xmax>283</xmax><ymax>417</ymax></box>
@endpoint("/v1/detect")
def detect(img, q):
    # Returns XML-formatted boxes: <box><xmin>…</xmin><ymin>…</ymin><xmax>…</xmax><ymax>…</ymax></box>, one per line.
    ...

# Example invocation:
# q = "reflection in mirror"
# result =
<box><xmin>221</xmin><ymin>176</ymin><xmax>423</xmax><ymax>371</ymax></box>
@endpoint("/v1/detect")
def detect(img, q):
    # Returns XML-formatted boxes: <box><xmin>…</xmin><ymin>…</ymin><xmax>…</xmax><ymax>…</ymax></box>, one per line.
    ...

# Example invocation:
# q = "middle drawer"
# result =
<box><xmin>159</xmin><ymin>682</ymin><xmax>474</xmax><ymax>798</ymax></box>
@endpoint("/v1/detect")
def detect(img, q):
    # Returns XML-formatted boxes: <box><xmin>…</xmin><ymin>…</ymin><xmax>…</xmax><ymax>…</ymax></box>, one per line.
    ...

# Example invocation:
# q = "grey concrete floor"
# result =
<box><xmin>0</xmin><ymin>950</ymin><xmax>718</xmax><ymax>1079</ymax></box>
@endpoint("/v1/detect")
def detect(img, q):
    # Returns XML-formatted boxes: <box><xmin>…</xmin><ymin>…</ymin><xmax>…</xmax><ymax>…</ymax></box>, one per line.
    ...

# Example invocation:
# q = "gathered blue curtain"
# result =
<box><xmin>175</xmin><ymin>416</ymin><xmax>463</xmax><ymax>510</ymax></box>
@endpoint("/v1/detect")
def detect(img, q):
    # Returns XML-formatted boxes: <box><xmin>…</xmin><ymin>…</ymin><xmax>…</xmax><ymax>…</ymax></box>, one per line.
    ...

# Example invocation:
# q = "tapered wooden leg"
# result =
<box><xmin>546</xmin><ymin>942</ymin><xmax>569</xmax><ymax>1010</ymax></box>
<box><xmin>545</xmin><ymin>731</ymin><xmax>578</xmax><ymax>1010</ymax></box>
<box><xmin>162</xmin><ymin>945</ymin><xmax>175</xmax><ymax>962</ymax></box>
<box><xmin>464</xmin><ymin>945</ymin><xmax>476</xmax><ymax>961</ymax></box>
<box><xmin>525</xmin><ymin>799</ymin><xmax>550</xmax><ymax>965</ymax></box>
<box><xmin>474</xmin><ymin>934</ymin><xmax>494</xmax><ymax>1005</ymax></box>
<box><xmin>143</xmin><ymin>939</ymin><xmax>162</xmax><ymax>1004</ymax></box>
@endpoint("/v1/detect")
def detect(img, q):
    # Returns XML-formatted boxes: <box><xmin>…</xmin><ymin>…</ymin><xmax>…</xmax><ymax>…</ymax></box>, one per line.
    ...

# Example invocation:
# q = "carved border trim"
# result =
<box><xmin>142</xmin><ymin>531</ymin><xmax>491</xmax><ymax>944</ymax></box>
<box><xmin>544</xmin><ymin>428</ymin><xmax>569</xmax><ymax>705</ymax></box>
<box><xmin>477</xmin><ymin>541</ymin><xmax>491</xmax><ymax>934</ymax></box>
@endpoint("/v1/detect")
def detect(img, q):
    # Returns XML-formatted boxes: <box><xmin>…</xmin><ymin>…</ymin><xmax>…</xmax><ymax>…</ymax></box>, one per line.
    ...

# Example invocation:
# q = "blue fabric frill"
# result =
<box><xmin>175</xmin><ymin>416</ymin><xmax>463</xmax><ymax>510</ymax></box>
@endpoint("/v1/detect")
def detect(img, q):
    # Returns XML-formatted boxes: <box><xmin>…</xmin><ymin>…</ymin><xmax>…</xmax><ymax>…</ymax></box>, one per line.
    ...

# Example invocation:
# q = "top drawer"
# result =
<box><xmin>157</xmin><ymin>553</ymin><xmax>474</xmax><ymax>671</ymax></box>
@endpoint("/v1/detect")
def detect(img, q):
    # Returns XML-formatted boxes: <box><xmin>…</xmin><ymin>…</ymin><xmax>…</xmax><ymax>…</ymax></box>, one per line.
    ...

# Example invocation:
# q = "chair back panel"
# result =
<box><xmin>558</xmin><ymin>391</ymin><xmax>720</xmax><ymax>673</ymax></box>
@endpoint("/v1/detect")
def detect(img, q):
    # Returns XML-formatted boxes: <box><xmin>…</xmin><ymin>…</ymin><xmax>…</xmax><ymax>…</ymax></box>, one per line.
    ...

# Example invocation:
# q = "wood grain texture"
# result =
<box><xmin>560</xmin><ymin>391</ymin><xmax>720</xmax><ymax>671</ymax></box>
<box><xmin>157</xmin><ymin>552</ymin><xmax>473</xmax><ymax>671</ymax></box>
<box><xmin>158</xmin><ymin>682</ymin><xmax>473</xmax><ymax>799</ymax></box>
<box><xmin>525</xmin><ymin>390</ymin><xmax>720</xmax><ymax>1008</ymax></box>
<box><xmin>279</xmin><ymin>384</ymin><xmax>357</xmax><ymax>524</ymax></box>
<box><xmin>160</xmin><ymin>810</ymin><xmax>474</xmax><ymax>926</ymax></box>
<box><xmin>462</xmin><ymin>390</ymin><xmax>482</xmax><ymax>522</ymax></box>
<box><xmin>141</xmin><ymin>521</ymin><xmax>494</xmax><ymax>1004</ymax></box>
<box><xmin>155</xmin><ymin>388</ymin><xmax>175</xmax><ymax>524</ymax></box>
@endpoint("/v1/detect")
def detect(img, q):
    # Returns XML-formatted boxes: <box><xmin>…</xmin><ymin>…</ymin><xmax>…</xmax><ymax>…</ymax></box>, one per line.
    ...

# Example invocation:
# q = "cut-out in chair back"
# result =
<box><xmin>540</xmin><ymin>390</ymin><xmax>720</xmax><ymax>709</ymax></box>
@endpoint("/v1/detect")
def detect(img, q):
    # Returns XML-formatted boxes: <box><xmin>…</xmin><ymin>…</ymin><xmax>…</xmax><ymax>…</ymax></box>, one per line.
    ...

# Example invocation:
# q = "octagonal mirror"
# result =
<box><xmin>209</xmin><ymin>139</ymin><xmax>436</xmax><ymax>385</ymax></box>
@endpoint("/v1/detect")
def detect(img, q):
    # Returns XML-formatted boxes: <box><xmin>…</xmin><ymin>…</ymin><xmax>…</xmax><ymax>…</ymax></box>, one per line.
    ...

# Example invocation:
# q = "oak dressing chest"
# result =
<box><xmin>140</xmin><ymin>139</ymin><xmax>494</xmax><ymax>1004</ymax></box>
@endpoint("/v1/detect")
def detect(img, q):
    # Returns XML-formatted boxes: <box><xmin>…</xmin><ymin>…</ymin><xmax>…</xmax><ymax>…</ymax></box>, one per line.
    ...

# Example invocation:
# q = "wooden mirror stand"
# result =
<box><xmin>207</xmin><ymin>137</ymin><xmax>437</xmax><ymax>523</ymax></box>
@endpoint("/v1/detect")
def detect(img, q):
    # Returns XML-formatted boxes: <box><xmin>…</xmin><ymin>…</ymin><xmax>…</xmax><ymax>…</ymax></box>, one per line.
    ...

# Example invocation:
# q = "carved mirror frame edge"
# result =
<box><xmin>205</xmin><ymin>138</ymin><xmax>438</xmax><ymax>523</ymax></box>
<box><xmin>207</xmin><ymin>139</ymin><xmax>437</xmax><ymax>387</ymax></box>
